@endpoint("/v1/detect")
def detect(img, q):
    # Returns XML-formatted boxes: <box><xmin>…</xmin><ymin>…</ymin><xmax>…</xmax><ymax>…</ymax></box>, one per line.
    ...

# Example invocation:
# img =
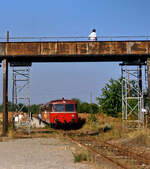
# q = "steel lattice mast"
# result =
<box><xmin>121</xmin><ymin>64</ymin><xmax>148</xmax><ymax>128</ymax></box>
<box><xmin>12</xmin><ymin>65</ymin><xmax>31</xmax><ymax>133</ymax></box>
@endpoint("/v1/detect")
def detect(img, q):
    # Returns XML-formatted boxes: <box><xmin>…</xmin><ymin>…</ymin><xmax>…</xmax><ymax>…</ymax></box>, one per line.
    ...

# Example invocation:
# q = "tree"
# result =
<box><xmin>30</xmin><ymin>104</ymin><xmax>42</xmax><ymax>114</ymax></box>
<box><xmin>72</xmin><ymin>98</ymin><xmax>99</xmax><ymax>114</ymax></box>
<box><xmin>91</xmin><ymin>103</ymin><xmax>99</xmax><ymax>114</ymax></box>
<box><xmin>80</xmin><ymin>102</ymin><xmax>90</xmax><ymax>113</ymax></box>
<box><xmin>97</xmin><ymin>78</ymin><xmax>122</xmax><ymax>117</ymax></box>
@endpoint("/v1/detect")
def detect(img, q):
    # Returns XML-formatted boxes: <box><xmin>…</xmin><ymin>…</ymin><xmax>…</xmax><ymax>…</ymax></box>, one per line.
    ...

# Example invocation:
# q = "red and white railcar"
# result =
<box><xmin>40</xmin><ymin>98</ymin><xmax>78</xmax><ymax>127</ymax></box>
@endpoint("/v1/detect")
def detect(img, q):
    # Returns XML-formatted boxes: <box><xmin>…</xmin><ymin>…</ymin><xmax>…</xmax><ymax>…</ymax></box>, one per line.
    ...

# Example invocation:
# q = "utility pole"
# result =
<box><xmin>90</xmin><ymin>92</ymin><xmax>93</xmax><ymax>114</ymax></box>
<box><xmin>127</xmin><ymin>70</ymin><xmax>130</xmax><ymax>97</ymax></box>
<box><xmin>139</xmin><ymin>65</ymin><xmax>142</xmax><ymax>97</ymax></box>
<box><xmin>2</xmin><ymin>31</ymin><xmax>9</xmax><ymax>136</ymax></box>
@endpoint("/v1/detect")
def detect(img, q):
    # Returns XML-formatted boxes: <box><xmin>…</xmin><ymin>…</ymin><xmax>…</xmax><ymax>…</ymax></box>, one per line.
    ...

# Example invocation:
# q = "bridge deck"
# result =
<box><xmin>0</xmin><ymin>41</ymin><xmax>150</xmax><ymax>62</ymax></box>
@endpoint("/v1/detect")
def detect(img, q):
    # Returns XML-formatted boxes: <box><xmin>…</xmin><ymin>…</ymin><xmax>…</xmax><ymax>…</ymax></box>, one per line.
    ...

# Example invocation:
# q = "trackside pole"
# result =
<box><xmin>2</xmin><ymin>59</ymin><xmax>8</xmax><ymax>135</ymax></box>
<box><xmin>2</xmin><ymin>31</ymin><xmax>9</xmax><ymax>136</ymax></box>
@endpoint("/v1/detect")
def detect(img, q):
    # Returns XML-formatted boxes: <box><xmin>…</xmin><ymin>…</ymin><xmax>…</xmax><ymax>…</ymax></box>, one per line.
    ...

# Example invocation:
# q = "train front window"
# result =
<box><xmin>54</xmin><ymin>104</ymin><xmax>64</xmax><ymax>112</ymax></box>
<box><xmin>65</xmin><ymin>104</ymin><xmax>75</xmax><ymax>112</ymax></box>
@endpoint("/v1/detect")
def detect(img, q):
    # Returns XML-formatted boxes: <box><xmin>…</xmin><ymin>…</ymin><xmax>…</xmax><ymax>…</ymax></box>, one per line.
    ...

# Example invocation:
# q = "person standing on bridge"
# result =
<box><xmin>88</xmin><ymin>29</ymin><xmax>97</xmax><ymax>41</ymax></box>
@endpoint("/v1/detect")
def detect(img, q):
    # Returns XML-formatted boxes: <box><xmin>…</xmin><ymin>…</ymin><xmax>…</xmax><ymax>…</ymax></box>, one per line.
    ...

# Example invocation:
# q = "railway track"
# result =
<box><xmin>63</xmin><ymin>132</ymin><xmax>150</xmax><ymax>169</ymax></box>
<box><xmin>30</xmin><ymin>128</ymin><xmax>150</xmax><ymax>168</ymax></box>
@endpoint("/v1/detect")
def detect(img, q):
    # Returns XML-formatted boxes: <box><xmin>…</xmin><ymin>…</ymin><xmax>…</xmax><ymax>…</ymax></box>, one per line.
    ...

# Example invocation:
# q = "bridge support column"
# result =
<box><xmin>2</xmin><ymin>59</ymin><xmax>8</xmax><ymax>136</ymax></box>
<box><xmin>147</xmin><ymin>58</ymin><xmax>150</xmax><ymax>108</ymax></box>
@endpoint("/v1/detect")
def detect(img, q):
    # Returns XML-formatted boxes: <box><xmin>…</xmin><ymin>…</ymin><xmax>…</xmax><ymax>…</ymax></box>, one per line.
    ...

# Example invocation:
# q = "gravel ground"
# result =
<box><xmin>0</xmin><ymin>138</ymin><xmax>94</xmax><ymax>169</ymax></box>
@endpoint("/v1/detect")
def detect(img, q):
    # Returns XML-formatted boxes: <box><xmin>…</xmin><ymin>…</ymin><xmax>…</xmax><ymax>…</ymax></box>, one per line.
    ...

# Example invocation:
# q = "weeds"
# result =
<box><xmin>128</xmin><ymin>130</ymin><xmax>150</xmax><ymax>146</ymax></box>
<box><xmin>73</xmin><ymin>151</ymin><xmax>91</xmax><ymax>163</ymax></box>
<box><xmin>133</xmin><ymin>134</ymin><xmax>149</xmax><ymax>145</ymax></box>
<box><xmin>98</xmin><ymin>123</ymin><xmax>112</xmax><ymax>132</ymax></box>
<box><xmin>44</xmin><ymin>124</ymin><xmax>51</xmax><ymax>129</ymax></box>
<box><xmin>88</xmin><ymin>114</ymin><xmax>97</xmax><ymax>123</ymax></box>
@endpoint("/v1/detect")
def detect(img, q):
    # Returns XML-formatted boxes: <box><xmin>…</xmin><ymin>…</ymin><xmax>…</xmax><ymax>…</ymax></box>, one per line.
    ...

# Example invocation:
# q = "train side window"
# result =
<box><xmin>65</xmin><ymin>104</ymin><xmax>75</xmax><ymax>112</ymax></box>
<box><xmin>46</xmin><ymin>105</ymin><xmax>49</xmax><ymax>112</ymax></box>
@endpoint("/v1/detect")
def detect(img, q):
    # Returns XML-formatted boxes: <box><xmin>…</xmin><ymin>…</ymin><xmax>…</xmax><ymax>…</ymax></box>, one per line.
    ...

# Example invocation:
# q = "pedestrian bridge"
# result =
<box><xmin>1</xmin><ymin>35</ymin><xmax>150</xmax><ymax>135</ymax></box>
<box><xmin>0</xmin><ymin>40</ymin><xmax>150</xmax><ymax>62</ymax></box>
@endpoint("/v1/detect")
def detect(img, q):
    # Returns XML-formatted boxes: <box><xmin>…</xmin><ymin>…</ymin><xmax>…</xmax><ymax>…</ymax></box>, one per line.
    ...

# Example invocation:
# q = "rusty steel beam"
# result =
<box><xmin>0</xmin><ymin>41</ymin><xmax>149</xmax><ymax>62</ymax></box>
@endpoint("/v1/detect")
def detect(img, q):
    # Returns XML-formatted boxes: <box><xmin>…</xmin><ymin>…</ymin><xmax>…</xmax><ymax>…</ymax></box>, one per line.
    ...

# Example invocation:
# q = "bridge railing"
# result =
<box><xmin>0</xmin><ymin>36</ymin><xmax>150</xmax><ymax>42</ymax></box>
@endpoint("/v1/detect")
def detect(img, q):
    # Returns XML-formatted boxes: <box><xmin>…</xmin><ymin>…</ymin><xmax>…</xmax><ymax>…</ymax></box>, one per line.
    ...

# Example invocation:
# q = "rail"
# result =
<box><xmin>63</xmin><ymin>132</ymin><xmax>150</xmax><ymax>169</ymax></box>
<box><xmin>0</xmin><ymin>35</ymin><xmax>150</xmax><ymax>42</ymax></box>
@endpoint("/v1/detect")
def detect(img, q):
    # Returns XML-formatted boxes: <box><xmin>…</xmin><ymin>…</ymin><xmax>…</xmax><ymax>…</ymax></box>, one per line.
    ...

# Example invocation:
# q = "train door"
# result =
<box><xmin>49</xmin><ymin>104</ymin><xmax>54</xmax><ymax>124</ymax></box>
<box><xmin>45</xmin><ymin>104</ymin><xmax>50</xmax><ymax>123</ymax></box>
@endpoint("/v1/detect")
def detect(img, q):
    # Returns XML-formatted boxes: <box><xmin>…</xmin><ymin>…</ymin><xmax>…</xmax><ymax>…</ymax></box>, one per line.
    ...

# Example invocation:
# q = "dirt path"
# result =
<box><xmin>0</xmin><ymin>138</ymin><xmax>95</xmax><ymax>169</ymax></box>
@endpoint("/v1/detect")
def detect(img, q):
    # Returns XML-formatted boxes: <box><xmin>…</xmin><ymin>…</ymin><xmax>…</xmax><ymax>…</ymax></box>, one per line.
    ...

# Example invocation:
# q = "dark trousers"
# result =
<box><xmin>39</xmin><ymin>119</ymin><xmax>41</xmax><ymax>125</ymax></box>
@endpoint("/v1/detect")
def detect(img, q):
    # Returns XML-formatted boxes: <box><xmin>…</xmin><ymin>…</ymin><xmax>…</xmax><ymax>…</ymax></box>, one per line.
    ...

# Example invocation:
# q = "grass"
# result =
<box><xmin>76</xmin><ymin>114</ymin><xmax>116</xmax><ymax>141</ymax></box>
<box><xmin>72</xmin><ymin>114</ymin><xmax>124</xmax><ymax>165</ymax></box>
<box><xmin>78</xmin><ymin>113</ymin><xmax>124</xmax><ymax>141</ymax></box>
<box><xmin>73</xmin><ymin>151</ymin><xmax>91</xmax><ymax>163</ymax></box>
<box><xmin>1</xmin><ymin>113</ymin><xmax>150</xmax><ymax>148</ymax></box>
<box><xmin>88</xmin><ymin>114</ymin><xmax>98</xmax><ymax>123</ymax></box>
<box><xmin>128</xmin><ymin>129</ymin><xmax>150</xmax><ymax>146</ymax></box>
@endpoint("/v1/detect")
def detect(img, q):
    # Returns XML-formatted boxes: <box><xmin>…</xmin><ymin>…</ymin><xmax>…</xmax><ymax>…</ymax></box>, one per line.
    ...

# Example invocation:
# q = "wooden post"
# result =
<box><xmin>2</xmin><ymin>59</ymin><xmax>8</xmax><ymax>136</ymax></box>
<box><xmin>2</xmin><ymin>31</ymin><xmax>9</xmax><ymax>136</ymax></box>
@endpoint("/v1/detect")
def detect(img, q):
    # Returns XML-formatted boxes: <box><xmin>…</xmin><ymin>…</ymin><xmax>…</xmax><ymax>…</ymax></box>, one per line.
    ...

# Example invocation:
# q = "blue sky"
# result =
<box><xmin>0</xmin><ymin>0</ymin><xmax>149</xmax><ymax>104</ymax></box>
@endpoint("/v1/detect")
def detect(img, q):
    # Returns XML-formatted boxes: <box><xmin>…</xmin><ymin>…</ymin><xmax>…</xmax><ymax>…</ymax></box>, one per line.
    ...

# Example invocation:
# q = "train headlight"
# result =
<box><xmin>72</xmin><ymin>114</ymin><xmax>75</xmax><ymax>117</ymax></box>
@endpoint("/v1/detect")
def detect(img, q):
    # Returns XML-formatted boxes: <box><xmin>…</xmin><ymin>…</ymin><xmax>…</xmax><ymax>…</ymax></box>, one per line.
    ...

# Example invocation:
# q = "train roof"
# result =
<box><xmin>41</xmin><ymin>99</ymin><xmax>77</xmax><ymax>108</ymax></box>
<box><xmin>50</xmin><ymin>99</ymin><xmax>77</xmax><ymax>104</ymax></box>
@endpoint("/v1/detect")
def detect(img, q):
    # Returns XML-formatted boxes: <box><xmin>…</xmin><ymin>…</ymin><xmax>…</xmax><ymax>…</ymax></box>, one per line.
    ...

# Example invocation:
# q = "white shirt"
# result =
<box><xmin>38</xmin><ymin>114</ymin><xmax>41</xmax><ymax>119</ymax></box>
<box><xmin>88</xmin><ymin>32</ymin><xmax>97</xmax><ymax>41</ymax></box>
<box><xmin>141</xmin><ymin>108</ymin><xmax>147</xmax><ymax>113</ymax></box>
<box><xmin>19</xmin><ymin>114</ymin><xmax>23</xmax><ymax>121</ymax></box>
<box><xmin>15</xmin><ymin>116</ymin><xmax>19</xmax><ymax>122</ymax></box>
